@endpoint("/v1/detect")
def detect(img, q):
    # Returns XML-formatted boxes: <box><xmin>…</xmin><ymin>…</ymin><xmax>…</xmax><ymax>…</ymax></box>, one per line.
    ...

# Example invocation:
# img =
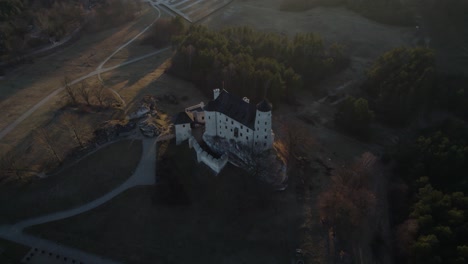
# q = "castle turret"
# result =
<box><xmin>254</xmin><ymin>99</ymin><xmax>273</xmax><ymax>151</ymax></box>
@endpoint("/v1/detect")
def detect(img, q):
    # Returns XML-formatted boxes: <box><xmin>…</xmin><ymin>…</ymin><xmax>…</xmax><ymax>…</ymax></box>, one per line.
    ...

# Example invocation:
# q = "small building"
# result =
<box><xmin>185</xmin><ymin>102</ymin><xmax>205</xmax><ymax>124</ymax></box>
<box><xmin>172</xmin><ymin>111</ymin><xmax>192</xmax><ymax>145</ymax></box>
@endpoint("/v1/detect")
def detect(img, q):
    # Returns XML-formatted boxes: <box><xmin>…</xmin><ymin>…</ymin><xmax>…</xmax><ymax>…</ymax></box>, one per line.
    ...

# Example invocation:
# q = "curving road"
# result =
<box><xmin>0</xmin><ymin>136</ymin><xmax>159</xmax><ymax>264</ymax></box>
<box><xmin>0</xmin><ymin>3</ymin><xmax>169</xmax><ymax>263</ymax></box>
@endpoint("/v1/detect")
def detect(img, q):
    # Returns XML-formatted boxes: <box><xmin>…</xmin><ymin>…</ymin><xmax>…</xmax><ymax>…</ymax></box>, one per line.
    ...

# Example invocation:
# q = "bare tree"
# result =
<box><xmin>59</xmin><ymin>112</ymin><xmax>91</xmax><ymax>149</ymax></box>
<box><xmin>104</xmin><ymin>92</ymin><xmax>121</xmax><ymax>108</ymax></box>
<box><xmin>318</xmin><ymin>152</ymin><xmax>377</xmax><ymax>234</ymax></box>
<box><xmin>63</xmin><ymin>76</ymin><xmax>78</xmax><ymax>105</ymax></box>
<box><xmin>35</xmin><ymin>127</ymin><xmax>62</xmax><ymax>164</ymax></box>
<box><xmin>276</xmin><ymin>118</ymin><xmax>314</xmax><ymax>162</ymax></box>
<box><xmin>0</xmin><ymin>147</ymin><xmax>29</xmax><ymax>180</ymax></box>
<box><xmin>93</xmin><ymin>83</ymin><xmax>107</xmax><ymax>107</ymax></box>
<box><xmin>77</xmin><ymin>81</ymin><xmax>91</xmax><ymax>106</ymax></box>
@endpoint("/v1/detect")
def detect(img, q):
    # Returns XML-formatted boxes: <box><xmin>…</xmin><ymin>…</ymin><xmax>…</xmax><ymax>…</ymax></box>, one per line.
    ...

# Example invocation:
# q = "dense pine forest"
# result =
<box><xmin>169</xmin><ymin>25</ymin><xmax>349</xmax><ymax>105</ymax></box>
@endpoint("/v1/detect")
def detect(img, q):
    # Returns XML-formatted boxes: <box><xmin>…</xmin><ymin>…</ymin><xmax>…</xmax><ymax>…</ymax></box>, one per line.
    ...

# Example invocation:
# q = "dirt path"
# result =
<box><xmin>96</xmin><ymin>1</ymin><xmax>164</xmax><ymax>106</ymax></box>
<box><xmin>0</xmin><ymin>3</ymin><xmax>168</xmax><ymax>262</ymax></box>
<box><xmin>0</xmin><ymin>47</ymin><xmax>169</xmax><ymax>141</ymax></box>
<box><xmin>0</xmin><ymin>3</ymin><xmax>170</xmax><ymax>142</ymax></box>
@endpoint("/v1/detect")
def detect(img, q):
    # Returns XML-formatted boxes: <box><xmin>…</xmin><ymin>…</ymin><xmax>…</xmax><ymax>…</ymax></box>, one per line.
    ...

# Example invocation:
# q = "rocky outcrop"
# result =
<box><xmin>93</xmin><ymin>120</ymin><xmax>136</xmax><ymax>144</ymax></box>
<box><xmin>128</xmin><ymin>95</ymin><xmax>158</xmax><ymax>120</ymax></box>
<box><xmin>202</xmin><ymin>134</ymin><xmax>288</xmax><ymax>190</ymax></box>
<box><xmin>139</xmin><ymin>117</ymin><xmax>163</xmax><ymax>138</ymax></box>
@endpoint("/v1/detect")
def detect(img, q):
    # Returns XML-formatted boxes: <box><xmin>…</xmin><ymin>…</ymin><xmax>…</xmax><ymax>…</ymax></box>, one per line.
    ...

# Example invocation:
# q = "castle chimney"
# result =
<box><xmin>242</xmin><ymin>97</ymin><xmax>250</xmax><ymax>103</ymax></box>
<box><xmin>213</xmin><ymin>88</ymin><xmax>220</xmax><ymax>100</ymax></box>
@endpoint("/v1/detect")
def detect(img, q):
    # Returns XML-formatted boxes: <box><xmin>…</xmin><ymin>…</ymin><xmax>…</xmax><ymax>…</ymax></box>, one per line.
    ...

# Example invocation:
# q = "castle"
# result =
<box><xmin>173</xmin><ymin>88</ymin><xmax>274</xmax><ymax>173</ymax></box>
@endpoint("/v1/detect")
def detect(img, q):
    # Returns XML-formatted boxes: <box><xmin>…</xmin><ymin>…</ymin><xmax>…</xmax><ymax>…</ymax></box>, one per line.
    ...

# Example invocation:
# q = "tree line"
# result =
<box><xmin>330</xmin><ymin>45</ymin><xmax>468</xmax><ymax>262</ymax></box>
<box><xmin>335</xmin><ymin>46</ymin><xmax>467</xmax><ymax>138</ymax></box>
<box><xmin>388</xmin><ymin>119</ymin><xmax>468</xmax><ymax>263</ymax></box>
<box><xmin>169</xmin><ymin>25</ymin><xmax>349</xmax><ymax>106</ymax></box>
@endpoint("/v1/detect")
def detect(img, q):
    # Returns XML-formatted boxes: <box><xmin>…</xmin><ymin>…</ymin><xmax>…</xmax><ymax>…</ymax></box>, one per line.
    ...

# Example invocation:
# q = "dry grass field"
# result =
<box><xmin>0</xmin><ymin>6</ymin><xmax>164</xmax><ymax>156</ymax></box>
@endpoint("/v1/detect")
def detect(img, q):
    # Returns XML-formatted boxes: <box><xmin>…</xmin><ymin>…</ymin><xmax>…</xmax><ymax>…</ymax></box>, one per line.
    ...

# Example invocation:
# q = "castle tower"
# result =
<box><xmin>254</xmin><ymin>99</ymin><xmax>273</xmax><ymax>151</ymax></box>
<box><xmin>203</xmin><ymin>89</ymin><xmax>220</xmax><ymax>137</ymax></box>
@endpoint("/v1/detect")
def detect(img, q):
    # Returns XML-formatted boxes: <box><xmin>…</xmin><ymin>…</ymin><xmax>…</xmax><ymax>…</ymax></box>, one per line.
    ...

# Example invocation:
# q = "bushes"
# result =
<box><xmin>363</xmin><ymin>47</ymin><xmax>436</xmax><ymax>125</ymax></box>
<box><xmin>407</xmin><ymin>180</ymin><xmax>468</xmax><ymax>264</ymax></box>
<box><xmin>141</xmin><ymin>17</ymin><xmax>186</xmax><ymax>48</ymax></box>
<box><xmin>335</xmin><ymin>96</ymin><xmax>374</xmax><ymax>139</ymax></box>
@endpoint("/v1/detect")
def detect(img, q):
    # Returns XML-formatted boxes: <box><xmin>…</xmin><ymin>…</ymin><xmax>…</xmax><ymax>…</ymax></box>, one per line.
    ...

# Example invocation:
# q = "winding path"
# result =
<box><xmin>0</xmin><ymin>2</ymin><xmax>168</xmax><ymax>141</ymax></box>
<box><xmin>0</xmin><ymin>3</ymin><xmax>169</xmax><ymax>263</ymax></box>
<box><xmin>0</xmin><ymin>136</ymin><xmax>160</xmax><ymax>263</ymax></box>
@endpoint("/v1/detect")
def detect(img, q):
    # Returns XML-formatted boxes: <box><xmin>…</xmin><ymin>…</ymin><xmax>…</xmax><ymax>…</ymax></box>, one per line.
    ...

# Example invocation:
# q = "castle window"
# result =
<box><xmin>240</xmin><ymin>133</ymin><xmax>243</xmax><ymax>137</ymax></box>
<box><xmin>182</xmin><ymin>125</ymin><xmax>185</xmax><ymax>128</ymax></box>
<box><xmin>255</xmin><ymin>142</ymin><xmax>257</xmax><ymax>146</ymax></box>
<box><xmin>241</xmin><ymin>125</ymin><xmax>243</xmax><ymax>129</ymax></box>
<box><xmin>258</xmin><ymin>121</ymin><xmax>259</xmax><ymax>124</ymax></box>
<box><xmin>225</xmin><ymin>126</ymin><xmax>227</xmax><ymax>129</ymax></box>
<box><xmin>265</xmin><ymin>122</ymin><xmax>267</xmax><ymax>125</ymax></box>
<box><xmin>208</xmin><ymin>116</ymin><xmax>210</xmax><ymax>119</ymax></box>
<box><xmin>226</xmin><ymin>118</ymin><xmax>228</xmax><ymax>122</ymax></box>
<box><xmin>231</xmin><ymin>129</ymin><xmax>233</xmax><ymax>132</ymax></box>
<box><xmin>264</xmin><ymin>143</ymin><xmax>266</xmax><ymax>147</ymax></box>
<box><xmin>246</xmin><ymin>136</ymin><xmax>249</xmax><ymax>140</ymax></box>
<box><xmin>257</xmin><ymin>135</ymin><xmax>258</xmax><ymax>138</ymax></box>
<box><xmin>202</xmin><ymin>116</ymin><xmax>204</xmax><ymax>120</ymax></box>
<box><xmin>234</xmin><ymin>128</ymin><xmax>239</xmax><ymax>137</ymax></box>
<box><xmin>265</xmin><ymin>129</ymin><xmax>267</xmax><ymax>132</ymax></box>
<box><xmin>231</xmin><ymin>121</ymin><xmax>233</xmax><ymax>125</ymax></box>
<box><xmin>265</xmin><ymin>135</ymin><xmax>267</xmax><ymax>139</ymax></box>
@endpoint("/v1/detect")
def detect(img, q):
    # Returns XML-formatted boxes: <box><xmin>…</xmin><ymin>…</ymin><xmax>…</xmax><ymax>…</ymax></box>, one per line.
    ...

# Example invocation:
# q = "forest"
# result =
<box><xmin>329</xmin><ymin>44</ymin><xmax>468</xmax><ymax>263</ymax></box>
<box><xmin>169</xmin><ymin>25</ymin><xmax>349</xmax><ymax>105</ymax></box>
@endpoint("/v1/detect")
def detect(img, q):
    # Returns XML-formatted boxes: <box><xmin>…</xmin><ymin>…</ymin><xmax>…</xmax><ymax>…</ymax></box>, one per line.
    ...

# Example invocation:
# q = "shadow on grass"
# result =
<box><xmin>0</xmin><ymin>139</ymin><xmax>142</xmax><ymax>224</ymax></box>
<box><xmin>27</xmin><ymin>140</ymin><xmax>302</xmax><ymax>264</ymax></box>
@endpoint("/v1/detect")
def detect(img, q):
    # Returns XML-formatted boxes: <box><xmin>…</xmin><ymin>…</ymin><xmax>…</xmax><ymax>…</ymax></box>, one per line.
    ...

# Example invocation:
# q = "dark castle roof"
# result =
<box><xmin>257</xmin><ymin>99</ymin><xmax>272</xmax><ymax>112</ymax></box>
<box><xmin>204</xmin><ymin>90</ymin><xmax>257</xmax><ymax>129</ymax></box>
<box><xmin>172</xmin><ymin>111</ymin><xmax>192</xmax><ymax>125</ymax></box>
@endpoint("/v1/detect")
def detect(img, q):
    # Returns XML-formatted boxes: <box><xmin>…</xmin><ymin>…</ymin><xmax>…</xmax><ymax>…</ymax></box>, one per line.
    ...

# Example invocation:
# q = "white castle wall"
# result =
<box><xmin>214</xmin><ymin>112</ymin><xmax>254</xmax><ymax>148</ymax></box>
<box><xmin>204</xmin><ymin>111</ymin><xmax>217</xmax><ymax>136</ymax></box>
<box><xmin>175</xmin><ymin>123</ymin><xmax>191</xmax><ymax>145</ymax></box>
<box><xmin>253</xmin><ymin>110</ymin><xmax>273</xmax><ymax>151</ymax></box>
<box><xmin>188</xmin><ymin>136</ymin><xmax>228</xmax><ymax>174</ymax></box>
